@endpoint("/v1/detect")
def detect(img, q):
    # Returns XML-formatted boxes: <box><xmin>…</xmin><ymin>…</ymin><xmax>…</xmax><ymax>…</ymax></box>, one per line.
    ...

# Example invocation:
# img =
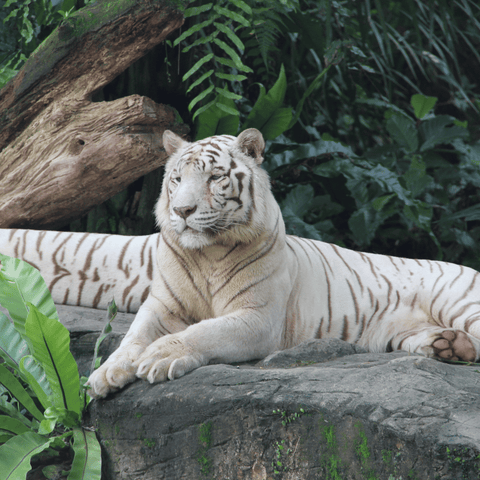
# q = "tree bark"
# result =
<box><xmin>0</xmin><ymin>0</ymin><xmax>188</xmax><ymax>229</ymax></box>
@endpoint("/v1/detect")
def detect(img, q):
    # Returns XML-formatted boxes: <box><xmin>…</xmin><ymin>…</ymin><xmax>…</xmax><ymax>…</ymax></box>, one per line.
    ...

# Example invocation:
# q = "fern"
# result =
<box><xmin>175</xmin><ymin>0</ymin><xmax>299</xmax><ymax>122</ymax></box>
<box><xmin>244</xmin><ymin>7</ymin><xmax>283</xmax><ymax>74</ymax></box>
<box><xmin>175</xmin><ymin>0</ymin><xmax>253</xmax><ymax>121</ymax></box>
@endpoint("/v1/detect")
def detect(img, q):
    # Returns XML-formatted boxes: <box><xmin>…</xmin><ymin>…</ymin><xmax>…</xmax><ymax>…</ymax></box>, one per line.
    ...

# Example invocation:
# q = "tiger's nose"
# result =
<box><xmin>173</xmin><ymin>205</ymin><xmax>197</xmax><ymax>219</ymax></box>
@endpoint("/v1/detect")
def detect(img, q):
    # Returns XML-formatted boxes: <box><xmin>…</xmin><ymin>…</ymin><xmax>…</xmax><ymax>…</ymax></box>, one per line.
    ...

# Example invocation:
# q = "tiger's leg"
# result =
<box><xmin>86</xmin><ymin>304</ymin><xmax>158</xmax><ymax>398</ymax></box>
<box><xmin>86</xmin><ymin>294</ymin><xmax>184</xmax><ymax>398</ymax></box>
<box><xmin>390</xmin><ymin>324</ymin><xmax>480</xmax><ymax>362</ymax></box>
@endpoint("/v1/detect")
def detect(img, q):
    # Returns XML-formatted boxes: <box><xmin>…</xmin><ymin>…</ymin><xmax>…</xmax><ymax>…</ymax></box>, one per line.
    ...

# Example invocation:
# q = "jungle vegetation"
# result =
<box><xmin>1</xmin><ymin>0</ymin><xmax>480</xmax><ymax>269</ymax></box>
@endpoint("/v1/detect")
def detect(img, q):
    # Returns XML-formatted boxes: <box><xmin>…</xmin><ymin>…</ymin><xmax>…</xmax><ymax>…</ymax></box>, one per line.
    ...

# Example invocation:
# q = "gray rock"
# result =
<box><xmin>60</xmin><ymin>305</ymin><xmax>480</xmax><ymax>480</ymax></box>
<box><xmin>257</xmin><ymin>338</ymin><xmax>367</xmax><ymax>368</ymax></box>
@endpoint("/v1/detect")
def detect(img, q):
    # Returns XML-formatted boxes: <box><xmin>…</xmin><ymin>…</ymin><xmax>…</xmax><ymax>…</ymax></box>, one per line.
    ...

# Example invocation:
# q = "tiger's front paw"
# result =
<box><xmin>134</xmin><ymin>334</ymin><xmax>205</xmax><ymax>384</ymax></box>
<box><xmin>86</xmin><ymin>344</ymin><xmax>144</xmax><ymax>398</ymax></box>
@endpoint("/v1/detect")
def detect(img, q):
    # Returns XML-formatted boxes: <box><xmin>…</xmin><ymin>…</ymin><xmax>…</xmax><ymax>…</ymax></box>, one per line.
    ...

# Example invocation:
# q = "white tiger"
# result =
<box><xmin>1</xmin><ymin>128</ymin><xmax>479</xmax><ymax>399</ymax></box>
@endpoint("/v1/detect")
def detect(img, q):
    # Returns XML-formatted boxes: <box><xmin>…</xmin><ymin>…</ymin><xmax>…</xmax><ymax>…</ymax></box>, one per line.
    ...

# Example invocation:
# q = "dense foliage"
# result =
<box><xmin>0</xmin><ymin>254</ymin><xmax>105</xmax><ymax>479</ymax></box>
<box><xmin>1</xmin><ymin>0</ymin><xmax>480</xmax><ymax>267</ymax></box>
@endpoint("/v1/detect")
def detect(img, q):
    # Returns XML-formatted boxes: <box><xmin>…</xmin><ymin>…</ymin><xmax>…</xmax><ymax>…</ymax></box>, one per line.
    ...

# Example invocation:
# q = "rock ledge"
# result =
<box><xmin>62</xmin><ymin>305</ymin><xmax>480</xmax><ymax>480</ymax></box>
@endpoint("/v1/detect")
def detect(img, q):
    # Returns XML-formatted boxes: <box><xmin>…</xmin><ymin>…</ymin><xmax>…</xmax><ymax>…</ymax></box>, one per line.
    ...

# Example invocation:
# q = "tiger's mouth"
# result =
<box><xmin>183</xmin><ymin>225</ymin><xmax>218</xmax><ymax>237</ymax></box>
<box><xmin>174</xmin><ymin>220</ymin><xmax>204</xmax><ymax>235</ymax></box>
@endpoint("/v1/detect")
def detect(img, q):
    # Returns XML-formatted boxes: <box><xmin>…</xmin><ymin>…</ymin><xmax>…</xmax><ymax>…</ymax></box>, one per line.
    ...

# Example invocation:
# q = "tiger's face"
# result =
<box><xmin>156</xmin><ymin>129</ymin><xmax>268</xmax><ymax>249</ymax></box>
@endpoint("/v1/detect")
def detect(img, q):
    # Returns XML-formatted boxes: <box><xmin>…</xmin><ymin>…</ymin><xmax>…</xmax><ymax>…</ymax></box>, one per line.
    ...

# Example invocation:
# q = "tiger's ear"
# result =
<box><xmin>163</xmin><ymin>130</ymin><xmax>186</xmax><ymax>156</ymax></box>
<box><xmin>236</xmin><ymin>128</ymin><xmax>265</xmax><ymax>165</ymax></box>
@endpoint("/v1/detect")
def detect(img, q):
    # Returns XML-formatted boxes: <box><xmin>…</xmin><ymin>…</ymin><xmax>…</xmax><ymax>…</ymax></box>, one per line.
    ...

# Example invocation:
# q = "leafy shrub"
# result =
<box><xmin>2</xmin><ymin>0</ymin><xmax>480</xmax><ymax>269</ymax></box>
<box><xmin>267</xmin><ymin>94</ymin><xmax>480</xmax><ymax>269</ymax></box>
<box><xmin>0</xmin><ymin>0</ymin><xmax>95</xmax><ymax>89</ymax></box>
<box><xmin>0</xmin><ymin>254</ymin><xmax>104</xmax><ymax>479</ymax></box>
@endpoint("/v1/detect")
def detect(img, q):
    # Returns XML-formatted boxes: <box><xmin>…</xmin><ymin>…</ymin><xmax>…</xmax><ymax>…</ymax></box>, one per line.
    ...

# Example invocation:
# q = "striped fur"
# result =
<box><xmin>0</xmin><ymin>229</ymin><xmax>159</xmax><ymax>313</ymax></box>
<box><xmin>1</xmin><ymin>128</ymin><xmax>480</xmax><ymax>398</ymax></box>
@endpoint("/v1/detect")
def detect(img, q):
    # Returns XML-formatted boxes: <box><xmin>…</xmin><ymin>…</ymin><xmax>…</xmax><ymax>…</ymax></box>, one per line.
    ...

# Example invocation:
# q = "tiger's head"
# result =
<box><xmin>156</xmin><ymin>129</ymin><xmax>273</xmax><ymax>249</ymax></box>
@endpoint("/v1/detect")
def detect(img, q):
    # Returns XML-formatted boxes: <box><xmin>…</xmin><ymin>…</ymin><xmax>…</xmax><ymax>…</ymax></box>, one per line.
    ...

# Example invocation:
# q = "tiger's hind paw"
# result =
<box><xmin>431</xmin><ymin>330</ymin><xmax>476</xmax><ymax>362</ymax></box>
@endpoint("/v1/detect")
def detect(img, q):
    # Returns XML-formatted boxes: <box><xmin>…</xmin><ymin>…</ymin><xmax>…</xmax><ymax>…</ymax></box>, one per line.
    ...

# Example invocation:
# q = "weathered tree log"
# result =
<box><xmin>0</xmin><ymin>0</ymin><xmax>188</xmax><ymax>229</ymax></box>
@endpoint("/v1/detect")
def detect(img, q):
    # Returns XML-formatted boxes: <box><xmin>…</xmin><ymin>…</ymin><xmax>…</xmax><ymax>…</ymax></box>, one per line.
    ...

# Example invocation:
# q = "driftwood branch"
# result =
<box><xmin>0</xmin><ymin>0</ymin><xmax>188</xmax><ymax>229</ymax></box>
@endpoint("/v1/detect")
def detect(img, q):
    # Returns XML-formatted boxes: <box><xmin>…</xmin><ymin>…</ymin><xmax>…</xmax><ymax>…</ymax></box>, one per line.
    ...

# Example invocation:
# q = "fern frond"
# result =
<box><xmin>213</xmin><ymin>4</ymin><xmax>250</xmax><ymax>27</ymax></box>
<box><xmin>213</xmin><ymin>38</ymin><xmax>245</xmax><ymax>69</ymax></box>
<box><xmin>176</xmin><ymin>0</ymin><xmax>263</xmax><ymax>121</ymax></box>
<box><xmin>189</xmin><ymin>84</ymin><xmax>215</xmax><ymax>112</ymax></box>
<box><xmin>228</xmin><ymin>0</ymin><xmax>252</xmax><ymax>16</ymax></box>
<box><xmin>187</xmin><ymin>69</ymin><xmax>214</xmax><ymax>93</ymax></box>
<box><xmin>182</xmin><ymin>53</ymin><xmax>214</xmax><ymax>82</ymax></box>
<box><xmin>183</xmin><ymin>3</ymin><xmax>214</xmax><ymax>18</ymax></box>
<box><xmin>174</xmin><ymin>17</ymin><xmax>217</xmax><ymax>46</ymax></box>
<box><xmin>214</xmin><ymin>22</ymin><xmax>245</xmax><ymax>52</ymax></box>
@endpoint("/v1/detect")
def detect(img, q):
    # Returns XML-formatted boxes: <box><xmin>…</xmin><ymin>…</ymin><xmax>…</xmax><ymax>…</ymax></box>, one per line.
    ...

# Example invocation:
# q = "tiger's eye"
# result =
<box><xmin>210</xmin><ymin>175</ymin><xmax>223</xmax><ymax>181</ymax></box>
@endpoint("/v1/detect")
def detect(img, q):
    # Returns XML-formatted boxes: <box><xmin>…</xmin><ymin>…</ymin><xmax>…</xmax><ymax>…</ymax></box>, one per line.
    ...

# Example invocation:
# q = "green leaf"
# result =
<box><xmin>365</xmin><ymin>165</ymin><xmax>414</xmax><ymax>206</ymax></box>
<box><xmin>214</xmin><ymin>72</ymin><xmax>247</xmax><ymax>82</ymax></box>
<box><xmin>91</xmin><ymin>299</ymin><xmax>117</xmax><ymax>375</ymax></box>
<box><xmin>385</xmin><ymin>114</ymin><xmax>418</xmax><ymax>153</ymax></box>
<box><xmin>402</xmin><ymin>155</ymin><xmax>433</xmax><ymax>198</ymax></box>
<box><xmin>0</xmin><ymin>395</ymin><xmax>33</xmax><ymax>428</ymax></box>
<box><xmin>419</xmin><ymin>115</ymin><xmax>469</xmax><ymax>151</ymax></box>
<box><xmin>174</xmin><ymin>17</ymin><xmax>216</xmax><ymax>46</ymax></box>
<box><xmin>182</xmin><ymin>53</ymin><xmax>214</xmax><ymax>82</ymax></box>
<box><xmin>0</xmin><ymin>415</ymin><xmax>30</xmax><ymax>435</ymax></box>
<box><xmin>260</xmin><ymin>107</ymin><xmax>293</xmax><ymax>141</ymax></box>
<box><xmin>0</xmin><ymin>364</ymin><xmax>44</xmax><ymax>422</ymax></box>
<box><xmin>452</xmin><ymin>139</ymin><xmax>480</xmax><ymax>166</ymax></box>
<box><xmin>403</xmin><ymin>202</ymin><xmax>442</xmax><ymax>258</ymax></box>
<box><xmin>186</xmin><ymin>69</ymin><xmax>214</xmax><ymax>93</ymax></box>
<box><xmin>282</xmin><ymin>185</ymin><xmax>315</xmax><ymax>218</ymax></box>
<box><xmin>4</xmin><ymin>8</ymin><xmax>20</xmax><ymax>23</ymax></box>
<box><xmin>213</xmin><ymin>22</ymin><xmax>245</xmax><ymax>52</ymax></box>
<box><xmin>183</xmin><ymin>3</ymin><xmax>213</xmax><ymax>17</ymax></box>
<box><xmin>411</xmin><ymin>94</ymin><xmax>437</xmax><ymax>119</ymax></box>
<box><xmin>282</xmin><ymin>206</ymin><xmax>323</xmax><ymax>241</ymax></box>
<box><xmin>188</xmin><ymin>84</ymin><xmax>215</xmax><ymax>113</ymax></box>
<box><xmin>273</xmin><ymin>139</ymin><xmax>356</xmax><ymax>170</ymax></box>
<box><xmin>4</xmin><ymin>0</ymin><xmax>17</xmax><ymax>9</ymax></box>
<box><xmin>20</xmin><ymin>11</ymin><xmax>34</xmax><ymax>44</ymax></box>
<box><xmin>0</xmin><ymin>313</ymin><xmax>52</xmax><ymax>411</ymax></box>
<box><xmin>0</xmin><ymin>432</ymin><xmax>54</xmax><ymax>480</ymax></box>
<box><xmin>228</xmin><ymin>0</ymin><xmax>252</xmax><ymax>15</ymax></box>
<box><xmin>181</xmin><ymin>32</ymin><xmax>219</xmax><ymax>53</ymax></box>
<box><xmin>213</xmin><ymin>38</ymin><xmax>245</xmax><ymax>70</ymax></box>
<box><xmin>454</xmin><ymin>119</ymin><xmax>468</xmax><ymax>129</ymax></box>
<box><xmin>289</xmin><ymin>66</ymin><xmax>331</xmax><ymax>129</ymax></box>
<box><xmin>38</xmin><ymin>418</ymin><xmax>57</xmax><ymax>435</ymax></box>
<box><xmin>0</xmin><ymin>254</ymin><xmax>59</xmax><ymax>337</ymax></box>
<box><xmin>25</xmin><ymin>305</ymin><xmax>80</xmax><ymax>416</ymax></box>
<box><xmin>453</xmin><ymin>228</ymin><xmax>476</xmax><ymax>249</ymax></box>
<box><xmin>20</xmin><ymin>356</ymin><xmax>53</xmax><ymax>411</ymax></box>
<box><xmin>215</xmin><ymin>56</ymin><xmax>252</xmax><ymax>73</ymax></box>
<box><xmin>68</xmin><ymin>429</ymin><xmax>102</xmax><ymax>480</ymax></box>
<box><xmin>216</xmin><ymin>110</ymin><xmax>240</xmax><ymax>136</ymax></box>
<box><xmin>195</xmin><ymin>94</ymin><xmax>239</xmax><ymax>140</ymax></box>
<box><xmin>215</xmin><ymin>86</ymin><xmax>242</xmax><ymax>101</ymax></box>
<box><xmin>242</xmin><ymin>64</ymin><xmax>287</xmax><ymax>133</ymax></box>
<box><xmin>213</xmin><ymin>5</ymin><xmax>250</xmax><ymax>27</ymax></box>
<box><xmin>372</xmin><ymin>194</ymin><xmax>396</xmax><ymax>211</ymax></box>
<box><xmin>348</xmin><ymin>204</ymin><xmax>392</xmax><ymax>247</ymax></box>
<box><xmin>0</xmin><ymin>313</ymin><xmax>30</xmax><ymax>374</ymax></box>
<box><xmin>0</xmin><ymin>433</ymin><xmax>13</xmax><ymax>444</ymax></box>
<box><xmin>193</xmin><ymin>100</ymin><xmax>220</xmax><ymax>124</ymax></box>
<box><xmin>441</xmin><ymin>204</ymin><xmax>480</xmax><ymax>223</ymax></box>
<box><xmin>216</xmin><ymin>102</ymin><xmax>240</xmax><ymax>117</ymax></box>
